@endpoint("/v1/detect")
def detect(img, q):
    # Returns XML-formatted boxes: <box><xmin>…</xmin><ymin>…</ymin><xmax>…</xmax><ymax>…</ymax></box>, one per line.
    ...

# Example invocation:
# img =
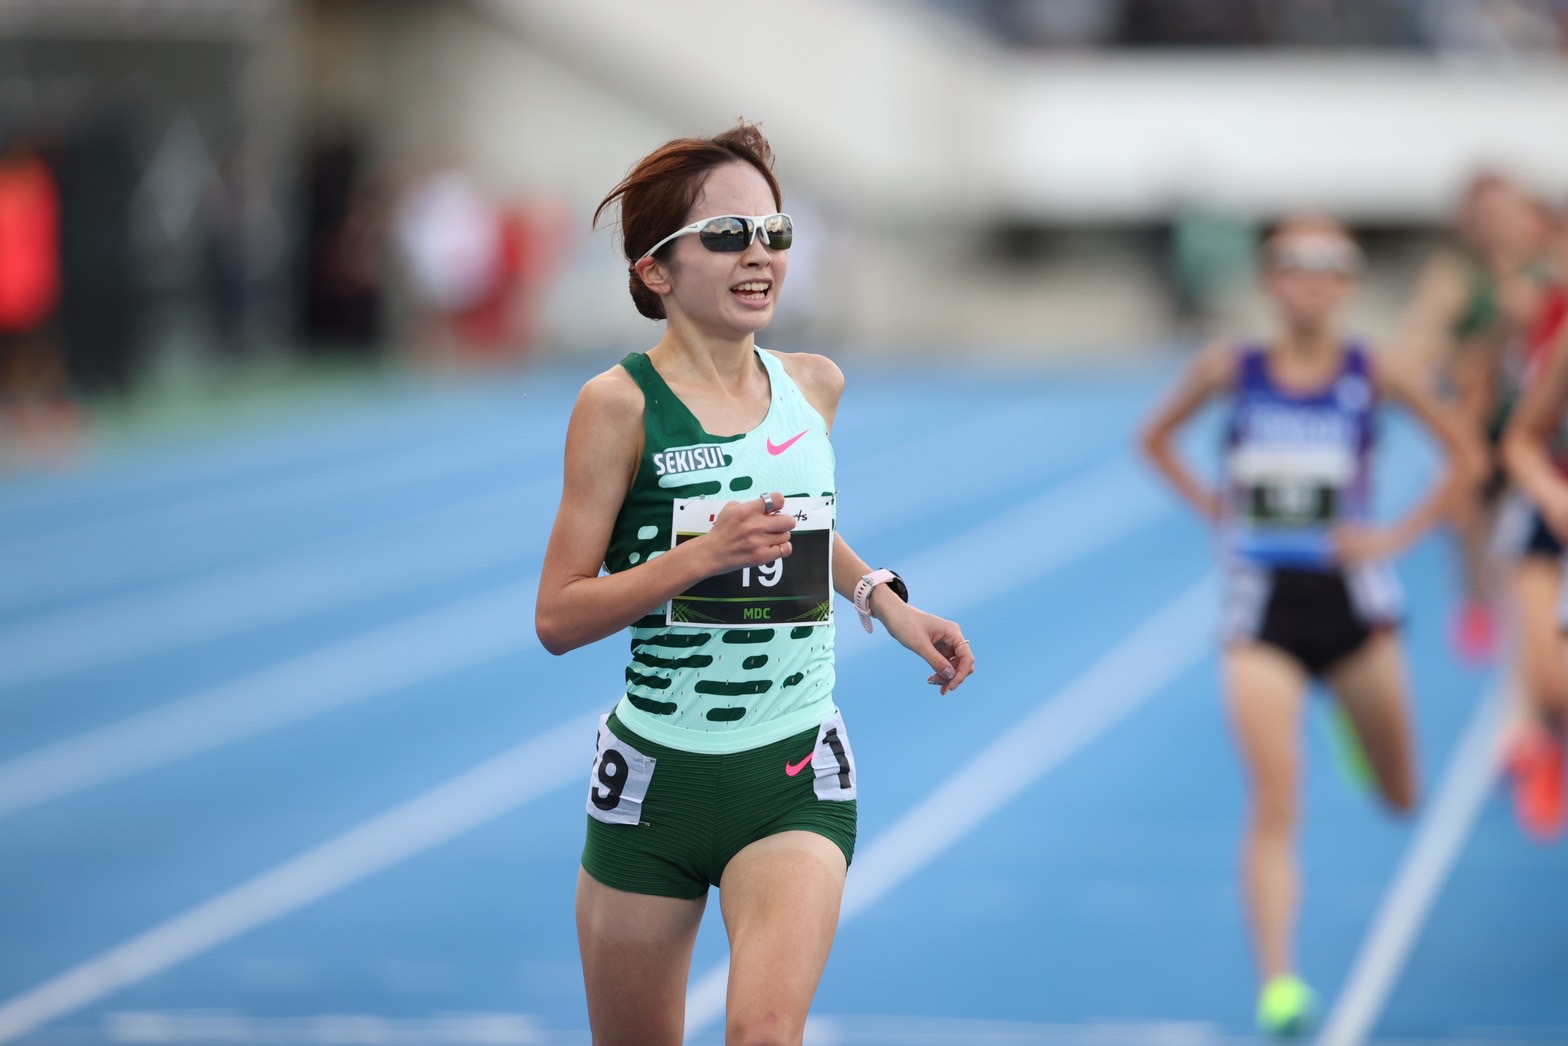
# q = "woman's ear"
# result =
<box><xmin>634</xmin><ymin>256</ymin><xmax>672</xmax><ymax>298</ymax></box>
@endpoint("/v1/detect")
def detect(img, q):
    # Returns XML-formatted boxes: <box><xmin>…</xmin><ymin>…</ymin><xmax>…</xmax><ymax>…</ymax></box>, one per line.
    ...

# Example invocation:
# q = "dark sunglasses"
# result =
<box><xmin>640</xmin><ymin>213</ymin><xmax>793</xmax><ymax>259</ymax></box>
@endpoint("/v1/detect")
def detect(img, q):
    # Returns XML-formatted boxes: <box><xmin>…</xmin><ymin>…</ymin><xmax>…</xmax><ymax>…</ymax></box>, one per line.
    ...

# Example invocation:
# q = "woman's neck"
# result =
<box><xmin>648</xmin><ymin>324</ymin><xmax>759</xmax><ymax>391</ymax></box>
<box><xmin>1274</xmin><ymin>324</ymin><xmax>1339</xmax><ymax>363</ymax></box>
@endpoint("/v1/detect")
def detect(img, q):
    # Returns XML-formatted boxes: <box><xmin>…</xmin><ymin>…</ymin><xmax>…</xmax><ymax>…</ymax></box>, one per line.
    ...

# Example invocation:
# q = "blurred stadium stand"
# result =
<box><xmin>3</xmin><ymin>0</ymin><xmax>1568</xmax><ymax>392</ymax></box>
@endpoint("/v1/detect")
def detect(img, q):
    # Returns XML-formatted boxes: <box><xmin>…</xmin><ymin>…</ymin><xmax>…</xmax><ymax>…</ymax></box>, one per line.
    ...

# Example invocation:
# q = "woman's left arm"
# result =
<box><xmin>780</xmin><ymin>349</ymin><xmax>975</xmax><ymax>695</ymax></box>
<box><xmin>832</xmin><ymin>532</ymin><xmax>976</xmax><ymax>695</ymax></box>
<box><xmin>1340</xmin><ymin>352</ymin><xmax>1485</xmax><ymax>561</ymax></box>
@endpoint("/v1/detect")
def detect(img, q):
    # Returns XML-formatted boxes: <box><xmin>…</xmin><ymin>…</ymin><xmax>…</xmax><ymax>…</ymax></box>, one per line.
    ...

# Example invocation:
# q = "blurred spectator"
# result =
<box><xmin>475</xmin><ymin>195</ymin><xmax>574</xmax><ymax>364</ymax></box>
<box><xmin>1168</xmin><ymin>198</ymin><xmax>1258</xmax><ymax>332</ymax></box>
<box><xmin>54</xmin><ymin>101</ymin><xmax>144</xmax><ymax>400</ymax></box>
<box><xmin>298</xmin><ymin>130</ymin><xmax>387</xmax><ymax>357</ymax></box>
<box><xmin>1263</xmin><ymin>0</ymin><xmax>1424</xmax><ymax>48</ymax></box>
<box><xmin>962</xmin><ymin>0</ymin><xmax>1568</xmax><ymax>52</ymax></box>
<box><xmin>1418</xmin><ymin>0</ymin><xmax>1566</xmax><ymax>58</ymax></box>
<box><xmin>984</xmin><ymin>0</ymin><xmax>1123</xmax><ymax>47</ymax></box>
<box><xmin>391</xmin><ymin>160</ymin><xmax>504</xmax><ymax>367</ymax></box>
<box><xmin>1117</xmin><ymin>0</ymin><xmax>1268</xmax><ymax>46</ymax></box>
<box><xmin>198</xmin><ymin>155</ymin><xmax>255</xmax><ymax>361</ymax></box>
<box><xmin>0</xmin><ymin>133</ymin><xmax>79</xmax><ymax>468</ymax></box>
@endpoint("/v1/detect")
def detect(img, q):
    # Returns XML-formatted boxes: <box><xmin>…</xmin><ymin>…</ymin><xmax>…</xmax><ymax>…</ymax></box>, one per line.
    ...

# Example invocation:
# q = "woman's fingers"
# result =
<box><xmin>921</xmin><ymin>625</ymin><xmax>975</xmax><ymax>695</ymax></box>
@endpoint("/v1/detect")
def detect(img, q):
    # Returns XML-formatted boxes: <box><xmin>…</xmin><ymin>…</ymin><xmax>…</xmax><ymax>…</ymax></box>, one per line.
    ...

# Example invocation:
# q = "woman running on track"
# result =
<box><xmin>535</xmin><ymin>122</ymin><xmax>976</xmax><ymax>1046</ymax></box>
<box><xmin>1139</xmin><ymin>216</ymin><xmax>1480</xmax><ymax>1038</ymax></box>
<box><xmin>1397</xmin><ymin>172</ymin><xmax>1555</xmax><ymax>661</ymax></box>
<box><xmin>1500</xmin><ymin>215</ymin><xmax>1568</xmax><ymax>841</ymax></box>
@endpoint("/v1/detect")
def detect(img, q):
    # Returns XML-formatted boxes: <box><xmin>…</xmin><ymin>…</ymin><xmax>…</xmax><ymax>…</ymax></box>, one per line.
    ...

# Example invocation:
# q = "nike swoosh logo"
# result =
<box><xmin>767</xmin><ymin>430</ymin><xmax>808</xmax><ymax>456</ymax></box>
<box><xmin>784</xmin><ymin>753</ymin><xmax>814</xmax><ymax>777</ymax></box>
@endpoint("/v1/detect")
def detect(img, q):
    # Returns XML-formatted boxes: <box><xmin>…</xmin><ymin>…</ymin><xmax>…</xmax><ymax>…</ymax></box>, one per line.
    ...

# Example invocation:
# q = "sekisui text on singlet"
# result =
<box><xmin>603</xmin><ymin>349</ymin><xmax>838</xmax><ymax>754</ymax></box>
<box><xmin>1222</xmin><ymin>343</ymin><xmax>1376</xmax><ymax>568</ymax></box>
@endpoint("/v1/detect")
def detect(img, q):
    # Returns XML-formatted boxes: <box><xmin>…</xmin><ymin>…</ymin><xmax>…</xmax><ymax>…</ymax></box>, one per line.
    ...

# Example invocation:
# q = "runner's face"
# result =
<box><xmin>1466</xmin><ymin>182</ymin><xmax>1549</xmax><ymax>260</ymax></box>
<box><xmin>1264</xmin><ymin>234</ymin><xmax>1356</xmax><ymax>329</ymax></box>
<box><xmin>661</xmin><ymin>162</ymin><xmax>787</xmax><ymax>338</ymax></box>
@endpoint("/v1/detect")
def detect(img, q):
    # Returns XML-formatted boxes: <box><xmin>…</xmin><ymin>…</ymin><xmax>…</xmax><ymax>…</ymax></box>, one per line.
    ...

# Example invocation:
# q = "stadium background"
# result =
<box><xmin>2</xmin><ymin>1</ymin><xmax>1567</xmax><ymax>1043</ymax></box>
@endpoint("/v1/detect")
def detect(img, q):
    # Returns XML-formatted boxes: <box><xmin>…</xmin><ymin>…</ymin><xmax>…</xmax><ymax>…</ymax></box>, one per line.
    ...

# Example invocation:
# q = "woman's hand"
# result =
<box><xmin>873</xmin><ymin>590</ymin><xmax>976</xmax><ymax>696</ymax></box>
<box><xmin>1330</xmin><ymin>523</ymin><xmax>1405</xmax><ymax>565</ymax></box>
<box><xmin>699</xmin><ymin>491</ymin><xmax>797</xmax><ymax>576</ymax></box>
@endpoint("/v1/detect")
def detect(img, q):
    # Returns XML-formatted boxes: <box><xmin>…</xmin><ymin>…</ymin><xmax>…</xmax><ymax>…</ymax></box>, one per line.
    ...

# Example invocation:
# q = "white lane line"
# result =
<box><xmin>899</xmin><ymin>453</ymin><xmax>1170</xmax><ymax>616</ymax></box>
<box><xmin>0</xmin><ymin>711</ymin><xmax>599</xmax><ymax>1045</ymax></box>
<box><xmin>0</xmin><ymin>427</ymin><xmax>539</xmax><ymax>562</ymax></box>
<box><xmin>839</xmin><ymin>391</ymin><xmax>1124</xmax><ymax>490</ymax></box>
<box><xmin>799</xmin><ymin>1014</ymin><xmax>1243</xmax><ymax>1046</ymax></box>
<box><xmin>0</xmin><ymin>450</ymin><xmax>1179</xmax><ymax>1038</ymax></box>
<box><xmin>0</xmin><ymin>401</ymin><xmax>1094</xmax><ymax>691</ymax></box>
<box><xmin>0</xmin><ymin>578</ymin><xmax>538</xmax><ymax>820</ymax></box>
<box><xmin>103</xmin><ymin>1011</ymin><xmax>552</xmax><ymax>1044</ymax></box>
<box><xmin>1315</xmin><ymin>679</ymin><xmax>1508</xmax><ymax>1046</ymax></box>
<box><xmin>1</xmin><ymin>452</ymin><xmax>1168</xmax><ymax>820</ymax></box>
<box><xmin>0</xmin><ymin>440</ymin><xmax>542</xmax><ymax>613</ymax></box>
<box><xmin>684</xmin><ymin>575</ymin><xmax>1218</xmax><ymax>1035</ymax></box>
<box><xmin>0</xmin><ymin>376</ymin><xmax>548</xmax><ymax>530</ymax></box>
<box><xmin>0</xmin><ymin>483</ymin><xmax>546</xmax><ymax>691</ymax></box>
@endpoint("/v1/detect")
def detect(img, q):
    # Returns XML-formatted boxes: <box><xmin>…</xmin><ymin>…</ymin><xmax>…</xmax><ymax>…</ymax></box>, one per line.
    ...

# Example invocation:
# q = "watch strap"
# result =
<box><xmin>853</xmin><ymin>568</ymin><xmax>900</xmax><ymax>633</ymax></box>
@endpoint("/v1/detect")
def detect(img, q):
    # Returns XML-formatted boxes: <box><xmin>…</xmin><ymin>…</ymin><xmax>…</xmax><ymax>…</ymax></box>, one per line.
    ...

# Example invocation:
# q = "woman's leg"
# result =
<box><xmin>1512</xmin><ymin>557</ymin><xmax>1568</xmax><ymax>733</ymax></box>
<box><xmin>1324</xmin><ymin>630</ymin><xmax>1419</xmax><ymax>814</ymax></box>
<box><xmin>1224</xmin><ymin>642</ymin><xmax>1310</xmax><ymax>983</ymax></box>
<box><xmin>1449</xmin><ymin>486</ymin><xmax>1501</xmax><ymax>663</ymax></box>
<box><xmin>1504</xmin><ymin>557</ymin><xmax>1568</xmax><ymax>838</ymax></box>
<box><xmin>718</xmin><ymin>830</ymin><xmax>848</xmax><ymax>1046</ymax></box>
<box><xmin>576</xmin><ymin>868</ymin><xmax>707</xmax><ymax>1046</ymax></box>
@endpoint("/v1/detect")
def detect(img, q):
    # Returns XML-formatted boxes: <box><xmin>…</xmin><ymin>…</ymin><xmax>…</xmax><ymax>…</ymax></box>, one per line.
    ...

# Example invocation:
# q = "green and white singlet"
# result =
<box><xmin>605</xmin><ymin>348</ymin><xmax>838</xmax><ymax>754</ymax></box>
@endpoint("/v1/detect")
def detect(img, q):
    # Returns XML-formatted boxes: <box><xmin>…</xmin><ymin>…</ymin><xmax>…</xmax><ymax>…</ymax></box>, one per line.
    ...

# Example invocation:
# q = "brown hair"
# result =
<box><xmin>593</xmin><ymin>122</ymin><xmax>782</xmax><ymax>320</ymax></box>
<box><xmin>1260</xmin><ymin>213</ymin><xmax>1355</xmax><ymax>248</ymax></box>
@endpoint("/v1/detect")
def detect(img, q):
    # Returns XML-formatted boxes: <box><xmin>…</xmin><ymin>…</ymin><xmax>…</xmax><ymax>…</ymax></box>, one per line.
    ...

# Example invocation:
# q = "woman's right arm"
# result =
<box><xmin>1391</xmin><ymin>249</ymin><xmax>1466</xmax><ymax>372</ymax></box>
<box><xmin>535</xmin><ymin>371</ymin><xmax>798</xmax><ymax>655</ymax></box>
<box><xmin>1136</xmin><ymin>342</ymin><xmax>1234</xmax><ymax>522</ymax></box>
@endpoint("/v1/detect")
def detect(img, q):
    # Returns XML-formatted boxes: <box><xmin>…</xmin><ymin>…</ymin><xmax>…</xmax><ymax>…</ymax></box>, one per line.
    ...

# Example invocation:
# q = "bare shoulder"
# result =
<box><xmin>576</xmin><ymin>363</ymin><xmax>644</xmax><ymax>420</ymax></box>
<box><xmin>1188</xmin><ymin>338</ymin><xmax>1242</xmax><ymax>389</ymax></box>
<box><xmin>769</xmin><ymin>350</ymin><xmax>843</xmax><ymax>396</ymax></box>
<box><xmin>1418</xmin><ymin>245</ymin><xmax>1468</xmax><ymax>280</ymax></box>
<box><xmin>1363</xmin><ymin>342</ymin><xmax>1421</xmax><ymax>396</ymax></box>
<box><xmin>565</xmin><ymin>363</ymin><xmax>646</xmax><ymax>467</ymax></box>
<box><xmin>767</xmin><ymin>349</ymin><xmax>844</xmax><ymax>417</ymax></box>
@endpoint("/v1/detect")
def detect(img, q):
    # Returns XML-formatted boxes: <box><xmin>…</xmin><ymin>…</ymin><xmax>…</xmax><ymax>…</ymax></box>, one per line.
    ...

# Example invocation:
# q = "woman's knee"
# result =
<box><xmin>1249</xmin><ymin>787</ymin><xmax>1298</xmax><ymax>833</ymax></box>
<box><xmin>725</xmin><ymin>1008</ymin><xmax>804</xmax><ymax>1046</ymax></box>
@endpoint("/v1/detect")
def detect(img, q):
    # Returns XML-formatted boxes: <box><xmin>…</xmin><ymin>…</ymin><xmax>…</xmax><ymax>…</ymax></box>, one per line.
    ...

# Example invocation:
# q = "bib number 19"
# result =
<box><xmin>668</xmin><ymin>495</ymin><xmax>834</xmax><ymax>628</ymax></box>
<box><xmin>586</xmin><ymin>716</ymin><xmax>655</xmax><ymax>826</ymax></box>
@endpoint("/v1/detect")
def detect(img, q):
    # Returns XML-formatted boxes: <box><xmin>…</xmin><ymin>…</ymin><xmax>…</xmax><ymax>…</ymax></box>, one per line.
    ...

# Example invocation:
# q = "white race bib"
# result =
<box><xmin>585</xmin><ymin>716</ymin><xmax>656</xmax><ymax>826</ymax></box>
<box><xmin>667</xmin><ymin>495</ymin><xmax>834</xmax><ymax>628</ymax></box>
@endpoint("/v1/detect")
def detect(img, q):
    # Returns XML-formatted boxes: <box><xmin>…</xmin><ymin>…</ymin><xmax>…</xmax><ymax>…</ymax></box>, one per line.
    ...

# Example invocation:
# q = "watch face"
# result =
<box><xmin>886</xmin><ymin>571</ymin><xmax>909</xmax><ymax>603</ymax></box>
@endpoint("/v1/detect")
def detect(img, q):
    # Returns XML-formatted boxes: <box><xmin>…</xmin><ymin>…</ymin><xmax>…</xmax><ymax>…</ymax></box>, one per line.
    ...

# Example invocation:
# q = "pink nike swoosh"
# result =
<box><xmin>767</xmin><ymin>430</ymin><xmax>808</xmax><ymax>456</ymax></box>
<box><xmin>784</xmin><ymin>753</ymin><xmax>814</xmax><ymax>777</ymax></box>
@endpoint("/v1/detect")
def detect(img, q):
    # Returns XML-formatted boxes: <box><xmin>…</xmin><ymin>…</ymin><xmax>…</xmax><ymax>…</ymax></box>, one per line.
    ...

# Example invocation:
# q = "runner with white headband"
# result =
<box><xmin>1139</xmin><ymin>214</ymin><xmax>1481</xmax><ymax>1038</ymax></box>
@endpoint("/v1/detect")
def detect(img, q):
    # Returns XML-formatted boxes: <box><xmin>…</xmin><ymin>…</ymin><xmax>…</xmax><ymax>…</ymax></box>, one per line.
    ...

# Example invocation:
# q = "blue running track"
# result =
<box><xmin>0</xmin><ymin>356</ymin><xmax>1563</xmax><ymax>1045</ymax></box>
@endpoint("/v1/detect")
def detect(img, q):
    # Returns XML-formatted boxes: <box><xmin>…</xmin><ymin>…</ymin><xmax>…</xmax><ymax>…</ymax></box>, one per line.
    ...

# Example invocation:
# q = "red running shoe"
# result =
<box><xmin>1505</xmin><ymin>725</ymin><xmax>1566</xmax><ymax>842</ymax></box>
<box><xmin>1451</xmin><ymin>601</ymin><xmax>1499</xmax><ymax>666</ymax></box>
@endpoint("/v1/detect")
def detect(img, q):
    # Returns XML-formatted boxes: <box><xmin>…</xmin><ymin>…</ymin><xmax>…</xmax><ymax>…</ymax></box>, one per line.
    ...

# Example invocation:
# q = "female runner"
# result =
<box><xmin>535</xmin><ymin>123</ymin><xmax>976</xmax><ymax>1046</ymax></box>
<box><xmin>1500</xmin><ymin>246</ymin><xmax>1568</xmax><ymax>841</ymax></box>
<box><xmin>1139</xmin><ymin>216</ymin><xmax>1479</xmax><ymax>1037</ymax></box>
<box><xmin>1397</xmin><ymin>172</ymin><xmax>1554</xmax><ymax>660</ymax></box>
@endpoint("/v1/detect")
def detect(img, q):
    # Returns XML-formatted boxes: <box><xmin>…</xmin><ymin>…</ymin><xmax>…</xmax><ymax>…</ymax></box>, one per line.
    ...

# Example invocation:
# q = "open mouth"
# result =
<box><xmin>731</xmin><ymin>280</ymin><xmax>771</xmax><ymax>302</ymax></box>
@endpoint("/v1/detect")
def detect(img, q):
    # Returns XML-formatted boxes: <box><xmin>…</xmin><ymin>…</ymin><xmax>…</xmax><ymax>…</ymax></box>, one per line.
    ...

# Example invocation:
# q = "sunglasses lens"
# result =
<box><xmin>762</xmin><ymin>214</ymin><xmax>792</xmax><ymax>250</ymax></box>
<box><xmin>697</xmin><ymin>217</ymin><xmax>750</xmax><ymax>252</ymax></box>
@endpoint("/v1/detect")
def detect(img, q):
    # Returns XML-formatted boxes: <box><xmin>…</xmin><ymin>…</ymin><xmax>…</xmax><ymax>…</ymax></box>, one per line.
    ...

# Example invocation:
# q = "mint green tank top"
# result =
<box><xmin>605</xmin><ymin>349</ymin><xmax>838</xmax><ymax>754</ymax></box>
